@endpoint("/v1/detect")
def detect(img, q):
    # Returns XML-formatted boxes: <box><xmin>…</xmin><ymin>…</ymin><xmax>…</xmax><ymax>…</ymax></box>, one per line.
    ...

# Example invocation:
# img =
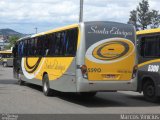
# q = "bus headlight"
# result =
<box><xmin>132</xmin><ymin>65</ymin><xmax>138</xmax><ymax>79</ymax></box>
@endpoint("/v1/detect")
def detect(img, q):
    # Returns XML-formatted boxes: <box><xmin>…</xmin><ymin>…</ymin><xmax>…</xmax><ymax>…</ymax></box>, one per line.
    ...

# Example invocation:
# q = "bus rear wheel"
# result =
<box><xmin>43</xmin><ymin>74</ymin><xmax>52</xmax><ymax>96</ymax></box>
<box><xmin>143</xmin><ymin>80</ymin><xmax>158</xmax><ymax>102</ymax></box>
<box><xmin>18</xmin><ymin>71</ymin><xmax>25</xmax><ymax>85</ymax></box>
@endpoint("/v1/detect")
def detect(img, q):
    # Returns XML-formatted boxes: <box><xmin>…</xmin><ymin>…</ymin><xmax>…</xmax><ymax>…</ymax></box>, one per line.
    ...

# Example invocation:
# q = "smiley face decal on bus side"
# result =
<box><xmin>22</xmin><ymin>57</ymin><xmax>45</xmax><ymax>79</ymax></box>
<box><xmin>25</xmin><ymin>57</ymin><xmax>42</xmax><ymax>73</ymax></box>
<box><xmin>86</xmin><ymin>38</ymin><xmax>135</xmax><ymax>64</ymax></box>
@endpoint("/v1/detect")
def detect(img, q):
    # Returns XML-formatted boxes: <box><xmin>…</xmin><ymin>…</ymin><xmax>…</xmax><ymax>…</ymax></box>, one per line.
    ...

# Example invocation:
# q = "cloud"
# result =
<box><xmin>0</xmin><ymin>0</ymin><xmax>79</xmax><ymax>22</ymax></box>
<box><xmin>0</xmin><ymin>0</ymin><xmax>159</xmax><ymax>34</ymax></box>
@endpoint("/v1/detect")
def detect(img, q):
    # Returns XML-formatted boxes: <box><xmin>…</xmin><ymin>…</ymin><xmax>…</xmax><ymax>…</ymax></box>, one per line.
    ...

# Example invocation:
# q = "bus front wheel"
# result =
<box><xmin>18</xmin><ymin>71</ymin><xmax>25</xmax><ymax>85</ymax></box>
<box><xmin>143</xmin><ymin>80</ymin><xmax>158</xmax><ymax>102</ymax></box>
<box><xmin>42</xmin><ymin>74</ymin><xmax>52</xmax><ymax>96</ymax></box>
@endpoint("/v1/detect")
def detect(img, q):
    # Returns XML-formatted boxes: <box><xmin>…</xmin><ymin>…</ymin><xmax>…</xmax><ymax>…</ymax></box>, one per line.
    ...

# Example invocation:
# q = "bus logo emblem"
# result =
<box><xmin>85</xmin><ymin>38</ymin><xmax>135</xmax><ymax>64</ymax></box>
<box><xmin>92</xmin><ymin>41</ymin><xmax>129</xmax><ymax>60</ymax></box>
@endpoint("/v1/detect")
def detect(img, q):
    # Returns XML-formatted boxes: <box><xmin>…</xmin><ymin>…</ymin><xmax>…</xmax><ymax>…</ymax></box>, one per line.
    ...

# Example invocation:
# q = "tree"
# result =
<box><xmin>4</xmin><ymin>36</ymin><xmax>20</xmax><ymax>50</ymax></box>
<box><xmin>137</xmin><ymin>0</ymin><xmax>151</xmax><ymax>30</ymax></box>
<box><xmin>128</xmin><ymin>10</ymin><xmax>139</xmax><ymax>30</ymax></box>
<box><xmin>128</xmin><ymin>0</ymin><xmax>160</xmax><ymax>30</ymax></box>
<box><xmin>150</xmin><ymin>10</ymin><xmax>160</xmax><ymax>28</ymax></box>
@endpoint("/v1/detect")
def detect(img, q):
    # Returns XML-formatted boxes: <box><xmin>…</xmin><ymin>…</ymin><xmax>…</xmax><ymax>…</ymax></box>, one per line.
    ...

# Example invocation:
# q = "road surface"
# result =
<box><xmin>0</xmin><ymin>66</ymin><xmax>160</xmax><ymax>114</ymax></box>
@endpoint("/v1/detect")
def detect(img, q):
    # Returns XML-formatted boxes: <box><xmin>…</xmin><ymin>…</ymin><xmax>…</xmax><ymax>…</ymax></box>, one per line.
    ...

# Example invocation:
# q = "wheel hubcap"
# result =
<box><xmin>146</xmin><ymin>85</ymin><xmax>154</xmax><ymax>97</ymax></box>
<box><xmin>44</xmin><ymin>82</ymin><xmax>48</xmax><ymax>92</ymax></box>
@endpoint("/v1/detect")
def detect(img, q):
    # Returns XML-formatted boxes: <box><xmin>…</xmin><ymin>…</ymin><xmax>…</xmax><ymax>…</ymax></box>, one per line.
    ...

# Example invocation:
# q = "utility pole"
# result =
<box><xmin>34</xmin><ymin>27</ymin><xmax>38</xmax><ymax>34</ymax></box>
<box><xmin>79</xmin><ymin>0</ymin><xmax>84</xmax><ymax>23</ymax></box>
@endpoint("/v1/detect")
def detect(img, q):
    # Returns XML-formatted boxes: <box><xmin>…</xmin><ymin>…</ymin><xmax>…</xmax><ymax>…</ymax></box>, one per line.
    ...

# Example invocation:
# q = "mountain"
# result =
<box><xmin>0</xmin><ymin>28</ymin><xmax>25</xmax><ymax>37</ymax></box>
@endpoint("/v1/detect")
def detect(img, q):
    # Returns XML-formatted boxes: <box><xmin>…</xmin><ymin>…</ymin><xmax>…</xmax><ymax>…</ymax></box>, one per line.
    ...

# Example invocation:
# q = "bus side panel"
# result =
<box><xmin>137</xmin><ymin>34</ymin><xmax>160</xmax><ymax>96</ymax></box>
<box><xmin>20</xmin><ymin>57</ymin><xmax>77</xmax><ymax>92</ymax></box>
<box><xmin>49</xmin><ymin>58</ymin><xmax>77</xmax><ymax>92</ymax></box>
<box><xmin>20</xmin><ymin>57</ymin><xmax>43</xmax><ymax>86</ymax></box>
<box><xmin>18</xmin><ymin>26</ymin><xmax>80</xmax><ymax>92</ymax></box>
<box><xmin>138</xmin><ymin>62</ymin><xmax>160</xmax><ymax>96</ymax></box>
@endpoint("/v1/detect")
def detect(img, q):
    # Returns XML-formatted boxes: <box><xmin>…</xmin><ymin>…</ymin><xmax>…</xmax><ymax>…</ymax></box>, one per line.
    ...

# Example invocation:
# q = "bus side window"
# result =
<box><xmin>24</xmin><ymin>39</ymin><xmax>28</xmax><ymax>56</ymax></box>
<box><xmin>21</xmin><ymin>41</ymin><xmax>25</xmax><ymax>57</ymax></box>
<box><xmin>36</xmin><ymin>38</ymin><xmax>40</xmax><ymax>56</ymax></box>
<box><xmin>34</xmin><ymin>38</ymin><xmax>37</xmax><ymax>56</ymax></box>
<box><xmin>18</xmin><ymin>42</ymin><xmax>20</xmax><ymax>57</ymax></box>
<box><xmin>140</xmin><ymin>37</ymin><xmax>145</xmax><ymax>57</ymax></box>
<box><xmin>27</xmin><ymin>40</ymin><xmax>30</xmax><ymax>56</ymax></box>
<box><xmin>14</xmin><ymin>44</ymin><xmax>18</xmax><ymax>57</ymax></box>
<box><xmin>54</xmin><ymin>33</ymin><xmax>61</xmax><ymax>56</ymax></box>
<box><xmin>31</xmin><ymin>39</ymin><xmax>35</xmax><ymax>56</ymax></box>
<box><xmin>27</xmin><ymin>40</ymin><xmax>29</xmax><ymax>56</ymax></box>
<box><xmin>37</xmin><ymin>36</ymin><xmax>44</xmax><ymax>56</ymax></box>
<box><xmin>34</xmin><ymin>38</ymin><xmax>38</xmax><ymax>56</ymax></box>
<box><xmin>44</xmin><ymin>35</ymin><xmax>49</xmax><ymax>56</ymax></box>
<box><xmin>158</xmin><ymin>36</ymin><xmax>160</xmax><ymax>56</ymax></box>
<box><xmin>18</xmin><ymin>41</ymin><xmax>24</xmax><ymax>57</ymax></box>
<box><xmin>58</xmin><ymin>32</ymin><xmax>63</xmax><ymax>56</ymax></box>
<box><xmin>60</xmin><ymin>32</ymin><xmax>65</xmax><ymax>56</ymax></box>
<box><xmin>48</xmin><ymin>34</ymin><xmax>55</xmax><ymax>56</ymax></box>
<box><xmin>65</xmin><ymin>28</ymin><xmax>78</xmax><ymax>57</ymax></box>
<box><xmin>141</xmin><ymin>36</ymin><xmax>160</xmax><ymax>58</ymax></box>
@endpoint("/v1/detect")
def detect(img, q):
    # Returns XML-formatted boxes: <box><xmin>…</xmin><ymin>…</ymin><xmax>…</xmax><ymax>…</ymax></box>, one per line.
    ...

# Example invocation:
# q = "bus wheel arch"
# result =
<box><xmin>42</xmin><ymin>72</ymin><xmax>48</xmax><ymax>79</ymax></box>
<box><xmin>142</xmin><ymin>77</ymin><xmax>158</xmax><ymax>102</ymax></box>
<box><xmin>42</xmin><ymin>72</ymin><xmax>52</xmax><ymax>96</ymax></box>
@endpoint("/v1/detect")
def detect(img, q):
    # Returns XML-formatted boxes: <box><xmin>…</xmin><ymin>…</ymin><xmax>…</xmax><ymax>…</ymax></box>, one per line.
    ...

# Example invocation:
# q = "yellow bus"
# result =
<box><xmin>137</xmin><ymin>28</ymin><xmax>160</xmax><ymax>102</ymax></box>
<box><xmin>0</xmin><ymin>50</ymin><xmax>13</xmax><ymax>67</ymax></box>
<box><xmin>13</xmin><ymin>21</ymin><xmax>137</xmax><ymax>96</ymax></box>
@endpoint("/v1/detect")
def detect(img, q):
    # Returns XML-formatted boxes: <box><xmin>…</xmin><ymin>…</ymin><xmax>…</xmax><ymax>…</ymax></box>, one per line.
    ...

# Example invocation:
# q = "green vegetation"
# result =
<box><xmin>128</xmin><ymin>0</ymin><xmax>160</xmax><ymax>30</ymax></box>
<box><xmin>4</xmin><ymin>36</ymin><xmax>20</xmax><ymax>50</ymax></box>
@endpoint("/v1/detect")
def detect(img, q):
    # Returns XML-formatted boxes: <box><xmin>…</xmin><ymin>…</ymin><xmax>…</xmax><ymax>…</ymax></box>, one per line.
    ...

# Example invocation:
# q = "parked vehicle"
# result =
<box><xmin>137</xmin><ymin>28</ymin><xmax>160</xmax><ymax>102</ymax></box>
<box><xmin>0</xmin><ymin>50</ymin><xmax>13</xmax><ymax>67</ymax></box>
<box><xmin>13</xmin><ymin>21</ymin><xmax>137</xmax><ymax>97</ymax></box>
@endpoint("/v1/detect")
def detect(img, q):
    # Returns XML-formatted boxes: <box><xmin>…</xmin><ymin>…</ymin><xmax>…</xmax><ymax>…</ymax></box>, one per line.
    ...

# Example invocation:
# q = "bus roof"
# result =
<box><xmin>17</xmin><ymin>35</ymin><xmax>32</xmax><ymax>42</ymax></box>
<box><xmin>32</xmin><ymin>24</ymin><xmax>79</xmax><ymax>38</ymax></box>
<box><xmin>136</xmin><ymin>28</ymin><xmax>160</xmax><ymax>35</ymax></box>
<box><xmin>17</xmin><ymin>24</ymin><xmax>79</xmax><ymax>42</ymax></box>
<box><xmin>18</xmin><ymin>21</ymin><xmax>134</xmax><ymax>42</ymax></box>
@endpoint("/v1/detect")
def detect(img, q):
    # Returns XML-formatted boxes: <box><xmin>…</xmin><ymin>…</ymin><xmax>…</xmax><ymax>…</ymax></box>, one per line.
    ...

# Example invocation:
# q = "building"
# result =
<box><xmin>0</xmin><ymin>35</ymin><xmax>9</xmax><ymax>50</ymax></box>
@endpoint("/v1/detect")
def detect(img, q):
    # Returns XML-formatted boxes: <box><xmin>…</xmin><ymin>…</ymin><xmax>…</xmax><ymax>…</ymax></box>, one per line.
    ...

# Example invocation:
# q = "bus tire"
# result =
<box><xmin>43</xmin><ymin>74</ymin><xmax>52</xmax><ymax>96</ymax></box>
<box><xmin>80</xmin><ymin>92</ymin><xmax>97</xmax><ymax>98</ymax></box>
<box><xmin>18</xmin><ymin>70</ymin><xmax>25</xmax><ymax>85</ymax></box>
<box><xmin>143</xmin><ymin>80</ymin><xmax>158</xmax><ymax>102</ymax></box>
<box><xmin>3</xmin><ymin>62</ymin><xmax>7</xmax><ymax>67</ymax></box>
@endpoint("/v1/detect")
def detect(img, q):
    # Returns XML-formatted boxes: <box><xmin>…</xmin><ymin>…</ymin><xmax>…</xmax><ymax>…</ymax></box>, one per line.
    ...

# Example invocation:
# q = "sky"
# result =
<box><xmin>0</xmin><ymin>0</ymin><xmax>159</xmax><ymax>34</ymax></box>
